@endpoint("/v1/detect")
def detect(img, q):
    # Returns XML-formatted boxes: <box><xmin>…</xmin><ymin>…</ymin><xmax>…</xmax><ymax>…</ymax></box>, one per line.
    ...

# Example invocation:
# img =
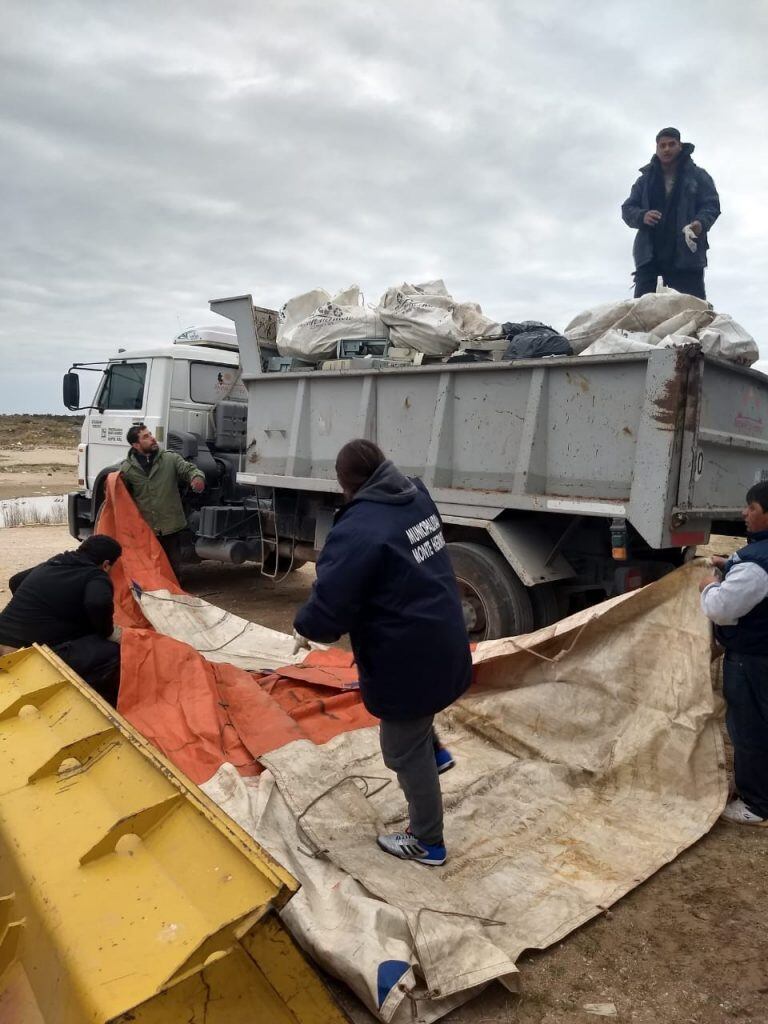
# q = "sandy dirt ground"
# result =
<box><xmin>0</xmin><ymin>523</ymin><xmax>317</xmax><ymax>627</ymax></box>
<box><xmin>1</xmin><ymin>521</ymin><xmax>766</xmax><ymax>1023</ymax></box>
<box><xmin>0</xmin><ymin>416</ymin><xmax>81</xmax><ymax>500</ymax></box>
<box><xmin>0</xmin><ymin>446</ymin><xmax>78</xmax><ymax>500</ymax></box>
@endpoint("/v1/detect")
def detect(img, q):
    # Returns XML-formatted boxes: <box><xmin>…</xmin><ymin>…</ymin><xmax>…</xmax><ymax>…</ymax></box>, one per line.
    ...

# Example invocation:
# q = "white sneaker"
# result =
<box><xmin>720</xmin><ymin>798</ymin><xmax>768</xmax><ymax>827</ymax></box>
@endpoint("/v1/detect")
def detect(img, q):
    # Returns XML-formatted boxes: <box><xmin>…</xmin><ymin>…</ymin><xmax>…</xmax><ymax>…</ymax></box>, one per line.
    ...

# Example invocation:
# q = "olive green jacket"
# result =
<box><xmin>120</xmin><ymin>448</ymin><xmax>204</xmax><ymax>536</ymax></box>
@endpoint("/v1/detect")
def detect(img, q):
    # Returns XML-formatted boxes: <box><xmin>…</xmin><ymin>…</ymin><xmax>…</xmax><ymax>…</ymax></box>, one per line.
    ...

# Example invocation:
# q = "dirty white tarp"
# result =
<box><xmin>183</xmin><ymin>564</ymin><xmax>723</xmax><ymax>1022</ymax></box>
<box><xmin>136</xmin><ymin>588</ymin><xmax>315</xmax><ymax>671</ymax></box>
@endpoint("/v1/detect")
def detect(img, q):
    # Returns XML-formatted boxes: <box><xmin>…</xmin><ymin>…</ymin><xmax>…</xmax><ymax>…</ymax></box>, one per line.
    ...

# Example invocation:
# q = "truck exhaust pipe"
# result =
<box><xmin>194</xmin><ymin>538</ymin><xmax>252</xmax><ymax>564</ymax></box>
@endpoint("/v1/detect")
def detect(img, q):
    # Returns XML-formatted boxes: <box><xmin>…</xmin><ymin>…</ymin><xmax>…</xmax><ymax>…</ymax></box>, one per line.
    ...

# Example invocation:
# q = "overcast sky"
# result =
<box><xmin>2</xmin><ymin>0</ymin><xmax>767</xmax><ymax>413</ymax></box>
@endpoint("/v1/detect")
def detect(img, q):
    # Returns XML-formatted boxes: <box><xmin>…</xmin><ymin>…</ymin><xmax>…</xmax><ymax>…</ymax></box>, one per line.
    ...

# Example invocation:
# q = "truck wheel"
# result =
<box><xmin>262</xmin><ymin>551</ymin><xmax>307</xmax><ymax>575</ymax></box>
<box><xmin>447</xmin><ymin>542</ymin><xmax>534</xmax><ymax>642</ymax></box>
<box><xmin>529</xmin><ymin>582</ymin><xmax>567</xmax><ymax>629</ymax></box>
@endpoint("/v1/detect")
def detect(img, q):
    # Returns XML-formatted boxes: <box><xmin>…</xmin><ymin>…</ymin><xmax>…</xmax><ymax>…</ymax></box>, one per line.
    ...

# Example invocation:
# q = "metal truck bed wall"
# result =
<box><xmin>238</xmin><ymin>347</ymin><xmax>768</xmax><ymax>549</ymax></box>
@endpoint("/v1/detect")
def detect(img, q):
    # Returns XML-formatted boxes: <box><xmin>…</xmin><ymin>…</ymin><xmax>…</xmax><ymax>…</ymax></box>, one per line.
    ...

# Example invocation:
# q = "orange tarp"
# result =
<box><xmin>97</xmin><ymin>472</ymin><xmax>375</xmax><ymax>786</ymax></box>
<box><xmin>117</xmin><ymin>630</ymin><xmax>374</xmax><ymax>784</ymax></box>
<box><xmin>97</xmin><ymin>473</ymin><xmax>183</xmax><ymax>628</ymax></box>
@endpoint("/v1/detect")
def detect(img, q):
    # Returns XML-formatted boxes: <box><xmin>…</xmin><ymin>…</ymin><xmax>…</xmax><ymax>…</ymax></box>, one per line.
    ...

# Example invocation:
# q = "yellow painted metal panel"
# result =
<box><xmin>0</xmin><ymin>646</ymin><xmax>348</xmax><ymax>1024</ymax></box>
<box><xmin>242</xmin><ymin>914</ymin><xmax>348</xmax><ymax>1024</ymax></box>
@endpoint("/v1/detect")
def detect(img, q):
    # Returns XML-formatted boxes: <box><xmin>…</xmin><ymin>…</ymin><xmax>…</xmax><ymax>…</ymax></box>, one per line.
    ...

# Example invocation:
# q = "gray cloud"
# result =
<box><xmin>1</xmin><ymin>0</ymin><xmax>766</xmax><ymax>411</ymax></box>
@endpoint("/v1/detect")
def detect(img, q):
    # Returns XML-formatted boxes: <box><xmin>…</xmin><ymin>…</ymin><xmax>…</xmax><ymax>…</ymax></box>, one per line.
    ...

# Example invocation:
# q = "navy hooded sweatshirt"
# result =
<box><xmin>294</xmin><ymin>461</ymin><xmax>472</xmax><ymax>720</ymax></box>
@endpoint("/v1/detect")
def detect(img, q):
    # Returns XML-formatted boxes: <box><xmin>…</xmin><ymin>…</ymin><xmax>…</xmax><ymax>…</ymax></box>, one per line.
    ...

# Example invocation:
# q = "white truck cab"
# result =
<box><xmin>64</xmin><ymin>327</ymin><xmax>248</xmax><ymax>538</ymax></box>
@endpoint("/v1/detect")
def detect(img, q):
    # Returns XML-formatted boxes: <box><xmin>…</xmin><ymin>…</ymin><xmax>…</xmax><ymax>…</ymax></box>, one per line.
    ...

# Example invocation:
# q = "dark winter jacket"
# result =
<box><xmin>621</xmin><ymin>143</ymin><xmax>720</xmax><ymax>270</ymax></box>
<box><xmin>0</xmin><ymin>551</ymin><xmax>115</xmax><ymax>649</ymax></box>
<box><xmin>294</xmin><ymin>461</ymin><xmax>472</xmax><ymax>720</ymax></box>
<box><xmin>120</xmin><ymin>447</ymin><xmax>204</xmax><ymax>535</ymax></box>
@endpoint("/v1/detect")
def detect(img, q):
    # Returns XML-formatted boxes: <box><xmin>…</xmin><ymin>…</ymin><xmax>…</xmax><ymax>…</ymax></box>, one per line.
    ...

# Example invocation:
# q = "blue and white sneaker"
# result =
<box><xmin>434</xmin><ymin>745</ymin><xmax>455</xmax><ymax>774</ymax></box>
<box><xmin>377</xmin><ymin>831</ymin><xmax>447</xmax><ymax>866</ymax></box>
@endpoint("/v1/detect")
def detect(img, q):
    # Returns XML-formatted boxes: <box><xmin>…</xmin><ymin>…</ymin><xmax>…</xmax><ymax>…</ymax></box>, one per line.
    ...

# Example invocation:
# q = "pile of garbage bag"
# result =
<box><xmin>277</xmin><ymin>280</ymin><xmax>501</xmax><ymax>362</ymax></box>
<box><xmin>565</xmin><ymin>288</ymin><xmax>759</xmax><ymax>366</ymax></box>
<box><xmin>277</xmin><ymin>282</ymin><xmax>758</xmax><ymax>368</ymax></box>
<box><xmin>501</xmin><ymin>321</ymin><xmax>572</xmax><ymax>359</ymax></box>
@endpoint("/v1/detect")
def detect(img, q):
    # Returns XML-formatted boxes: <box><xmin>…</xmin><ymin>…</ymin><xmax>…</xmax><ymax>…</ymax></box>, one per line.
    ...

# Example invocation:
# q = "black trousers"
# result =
<box><xmin>633</xmin><ymin>261</ymin><xmax>706</xmax><ymax>301</ymax></box>
<box><xmin>53</xmin><ymin>634</ymin><xmax>121</xmax><ymax>706</ymax></box>
<box><xmin>158</xmin><ymin>530</ymin><xmax>183</xmax><ymax>579</ymax></box>
<box><xmin>723</xmin><ymin>651</ymin><xmax>768</xmax><ymax>819</ymax></box>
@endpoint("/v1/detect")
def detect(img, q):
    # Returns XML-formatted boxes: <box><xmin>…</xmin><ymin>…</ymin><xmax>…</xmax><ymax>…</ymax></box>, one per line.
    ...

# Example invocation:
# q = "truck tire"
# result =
<box><xmin>529</xmin><ymin>582</ymin><xmax>567</xmax><ymax>629</ymax></box>
<box><xmin>447</xmin><ymin>541</ymin><xmax>534</xmax><ymax>642</ymax></box>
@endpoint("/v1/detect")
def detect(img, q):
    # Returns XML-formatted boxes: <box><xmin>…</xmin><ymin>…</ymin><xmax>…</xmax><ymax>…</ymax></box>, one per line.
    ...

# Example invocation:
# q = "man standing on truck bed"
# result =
<box><xmin>293</xmin><ymin>439</ymin><xmax>472</xmax><ymax>866</ymax></box>
<box><xmin>621</xmin><ymin>127</ymin><xmax>720</xmax><ymax>300</ymax></box>
<box><xmin>121</xmin><ymin>424</ymin><xmax>205</xmax><ymax>578</ymax></box>
<box><xmin>699</xmin><ymin>481</ymin><xmax>768</xmax><ymax>827</ymax></box>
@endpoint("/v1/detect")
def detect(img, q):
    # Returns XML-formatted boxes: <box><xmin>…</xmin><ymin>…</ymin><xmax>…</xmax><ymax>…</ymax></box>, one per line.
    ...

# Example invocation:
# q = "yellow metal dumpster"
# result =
<box><xmin>0</xmin><ymin>645</ymin><xmax>348</xmax><ymax>1024</ymax></box>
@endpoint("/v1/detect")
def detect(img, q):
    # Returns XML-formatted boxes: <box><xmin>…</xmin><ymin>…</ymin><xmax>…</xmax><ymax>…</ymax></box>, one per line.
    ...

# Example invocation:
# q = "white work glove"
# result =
<box><xmin>682</xmin><ymin>224</ymin><xmax>698</xmax><ymax>253</ymax></box>
<box><xmin>292</xmin><ymin>629</ymin><xmax>310</xmax><ymax>656</ymax></box>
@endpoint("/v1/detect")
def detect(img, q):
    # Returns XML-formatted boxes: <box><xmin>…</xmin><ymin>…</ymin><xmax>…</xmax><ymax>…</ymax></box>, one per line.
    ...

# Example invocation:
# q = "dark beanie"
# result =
<box><xmin>656</xmin><ymin>127</ymin><xmax>681</xmax><ymax>142</ymax></box>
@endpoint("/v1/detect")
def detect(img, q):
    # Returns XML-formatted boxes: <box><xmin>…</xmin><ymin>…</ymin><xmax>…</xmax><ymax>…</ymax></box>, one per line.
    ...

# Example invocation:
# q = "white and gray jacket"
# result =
<box><xmin>701</xmin><ymin>535</ymin><xmax>768</xmax><ymax>654</ymax></box>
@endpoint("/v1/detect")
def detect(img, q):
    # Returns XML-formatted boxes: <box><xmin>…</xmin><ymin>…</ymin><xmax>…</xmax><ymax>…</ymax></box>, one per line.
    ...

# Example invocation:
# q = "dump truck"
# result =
<box><xmin>64</xmin><ymin>294</ymin><xmax>768</xmax><ymax>641</ymax></box>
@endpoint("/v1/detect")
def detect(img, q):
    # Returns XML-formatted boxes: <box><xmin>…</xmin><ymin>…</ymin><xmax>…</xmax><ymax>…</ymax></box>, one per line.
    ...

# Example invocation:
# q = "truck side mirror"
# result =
<box><xmin>62</xmin><ymin>372</ymin><xmax>80</xmax><ymax>410</ymax></box>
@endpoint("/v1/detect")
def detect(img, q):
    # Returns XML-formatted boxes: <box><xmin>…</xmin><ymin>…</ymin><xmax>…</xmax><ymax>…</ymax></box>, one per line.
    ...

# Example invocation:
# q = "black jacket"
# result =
<box><xmin>621</xmin><ymin>143</ymin><xmax>720</xmax><ymax>270</ymax></box>
<box><xmin>294</xmin><ymin>461</ymin><xmax>472</xmax><ymax>720</ymax></box>
<box><xmin>0</xmin><ymin>551</ymin><xmax>115</xmax><ymax>649</ymax></box>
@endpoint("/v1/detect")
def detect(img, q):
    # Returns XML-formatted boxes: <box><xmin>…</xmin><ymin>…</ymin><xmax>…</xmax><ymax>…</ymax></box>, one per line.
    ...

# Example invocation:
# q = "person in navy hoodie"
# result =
<box><xmin>700</xmin><ymin>481</ymin><xmax>768</xmax><ymax>827</ymax></box>
<box><xmin>294</xmin><ymin>439</ymin><xmax>472</xmax><ymax>865</ymax></box>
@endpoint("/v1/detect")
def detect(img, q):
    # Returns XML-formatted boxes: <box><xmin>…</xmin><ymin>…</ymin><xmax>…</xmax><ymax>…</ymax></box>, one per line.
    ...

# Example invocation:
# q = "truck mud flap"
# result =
<box><xmin>0</xmin><ymin>645</ymin><xmax>347</xmax><ymax>1024</ymax></box>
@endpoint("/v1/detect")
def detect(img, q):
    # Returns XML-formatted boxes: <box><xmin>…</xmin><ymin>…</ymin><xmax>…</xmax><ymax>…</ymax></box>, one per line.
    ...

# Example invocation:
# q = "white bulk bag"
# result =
<box><xmin>648</xmin><ymin>308</ymin><xmax>715</xmax><ymax>342</ymax></box>
<box><xmin>453</xmin><ymin>301</ymin><xmax>503</xmax><ymax>339</ymax></box>
<box><xmin>376</xmin><ymin>280</ymin><xmax>500</xmax><ymax>356</ymax></box>
<box><xmin>613</xmin><ymin>288</ymin><xmax>711</xmax><ymax>334</ymax></box>
<box><xmin>376</xmin><ymin>280</ymin><xmax>460</xmax><ymax>356</ymax></box>
<box><xmin>697</xmin><ymin>314</ymin><xmax>759</xmax><ymax>366</ymax></box>
<box><xmin>564</xmin><ymin>299</ymin><xmax>636</xmax><ymax>353</ymax></box>
<box><xmin>570</xmin><ymin>288</ymin><xmax>756</xmax><ymax>366</ymax></box>
<box><xmin>579</xmin><ymin>330</ymin><xmax>654</xmax><ymax>356</ymax></box>
<box><xmin>278</xmin><ymin>288</ymin><xmax>329</xmax><ymax>341</ymax></box>
<box><xmin>277</xmin><ymin>286</ymin><xmax>387</xmax><ymax>361</ymax></box>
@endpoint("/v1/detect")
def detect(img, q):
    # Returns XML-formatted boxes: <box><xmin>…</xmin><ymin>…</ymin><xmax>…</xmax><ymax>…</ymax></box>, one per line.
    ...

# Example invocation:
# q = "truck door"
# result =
<box><xmin>86</xmin><ymin>360</ymin><xmax>156</xmax><ymax>486</ymax></box>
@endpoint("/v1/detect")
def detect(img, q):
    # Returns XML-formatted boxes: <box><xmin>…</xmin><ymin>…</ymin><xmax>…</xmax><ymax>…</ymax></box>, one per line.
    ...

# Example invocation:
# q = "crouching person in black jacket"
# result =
<box><xmin>0</xmin><ymin>535</ymin><xmax>123</xmax><ymax>705</ymax></box>
<box><xmin>294</xmin><ymin>439</ymin><xmax>472</xmax><ymax>866</ymax></box>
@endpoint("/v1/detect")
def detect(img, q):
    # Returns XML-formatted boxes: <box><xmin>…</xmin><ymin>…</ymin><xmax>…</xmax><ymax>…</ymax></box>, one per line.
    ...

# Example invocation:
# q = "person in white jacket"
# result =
<box><xmin>700</xmin><ymin>482</ymin><xmax>768</xmax><ymax>826</ymax></box>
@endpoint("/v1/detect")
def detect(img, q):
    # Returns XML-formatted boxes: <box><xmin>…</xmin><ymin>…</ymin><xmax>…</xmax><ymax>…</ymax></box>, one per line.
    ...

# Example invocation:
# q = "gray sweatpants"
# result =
<box><xmin>379</xmin><ymin>715</ymin><xmax>443</xmax><ymax>846</ymax></box>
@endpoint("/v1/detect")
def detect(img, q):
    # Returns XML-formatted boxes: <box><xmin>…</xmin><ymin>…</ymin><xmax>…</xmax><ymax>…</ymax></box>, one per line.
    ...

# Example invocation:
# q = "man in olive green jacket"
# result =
<box><xmin>120</xmin><ymin>424</ymin><xmax>205</xmax><ymax>577</ymax></box>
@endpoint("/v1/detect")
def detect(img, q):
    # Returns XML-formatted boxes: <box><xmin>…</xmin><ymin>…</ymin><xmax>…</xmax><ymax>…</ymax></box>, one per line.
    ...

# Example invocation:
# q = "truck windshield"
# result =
<box><xmin>98</xmin><ymin>362</ymin><xmax>147</xmax><ymax>411</ymax></box>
